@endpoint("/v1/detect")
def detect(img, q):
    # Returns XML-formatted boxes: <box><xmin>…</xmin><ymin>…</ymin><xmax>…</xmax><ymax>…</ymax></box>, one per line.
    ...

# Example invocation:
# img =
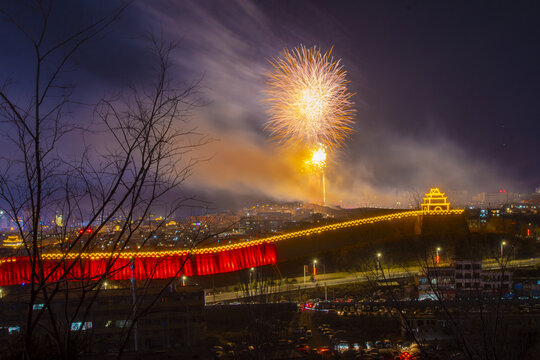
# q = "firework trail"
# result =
<box><xmin>264</xmin><ymin>45</ymin><xmax>355</xmax><ymax>151</ymax></box>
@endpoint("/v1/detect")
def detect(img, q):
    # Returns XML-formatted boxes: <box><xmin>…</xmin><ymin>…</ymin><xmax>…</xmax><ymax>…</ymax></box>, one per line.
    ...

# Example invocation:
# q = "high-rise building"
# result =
<box><xmin>0</xmin><ymin>211</ymin><xmax>8</xmax><ymax>230</ymax></box>
<box><xmin>55</xmin><ymin>213</ymin><xmax>63</xmax><ymax>227</ymax></box>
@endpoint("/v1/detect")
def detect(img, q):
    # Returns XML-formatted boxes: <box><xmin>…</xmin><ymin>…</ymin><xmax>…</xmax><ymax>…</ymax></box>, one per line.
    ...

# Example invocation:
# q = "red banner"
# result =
<box><xmin>0</xmin><ymin>243</ymin><xmax>277</xmax><ymax>286</ymax></box>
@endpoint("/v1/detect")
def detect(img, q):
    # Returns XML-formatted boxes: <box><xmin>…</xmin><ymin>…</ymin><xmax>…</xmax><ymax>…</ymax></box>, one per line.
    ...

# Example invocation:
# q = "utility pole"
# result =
<box><xmin>130</xmin><ymin>259</ymin><xmax>138</xmax><ymax>352</ymax></box>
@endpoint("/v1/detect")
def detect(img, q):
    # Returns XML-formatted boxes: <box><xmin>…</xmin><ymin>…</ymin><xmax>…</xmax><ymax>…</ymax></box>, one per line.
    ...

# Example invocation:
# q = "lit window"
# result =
<box><xmin>33</xmin><ymin>304</ymin><xmax>44</xmax><ymax>310</ymax></box>
<box><xmin>71</xmin><ymin>322</ymin><xmax>92</xmax><ymax>331</ymax></box>
<box><xmin>8</xmin><ymin>326</ymin><xmax>20</xmax><ymax>334</ymax></box>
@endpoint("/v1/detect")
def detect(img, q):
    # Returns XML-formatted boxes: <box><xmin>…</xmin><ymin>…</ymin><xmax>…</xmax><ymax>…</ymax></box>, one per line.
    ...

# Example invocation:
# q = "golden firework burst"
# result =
<box><xmin>264</xmin><ymin>45</ymin><xmax>355</xmax><ymax>151</ymax></box>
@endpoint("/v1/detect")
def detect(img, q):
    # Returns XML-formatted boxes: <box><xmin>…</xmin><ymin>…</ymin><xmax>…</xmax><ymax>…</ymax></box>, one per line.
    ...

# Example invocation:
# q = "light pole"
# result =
<box><xmin>436</xmin><ymin>247</ymin><xmax>441</xmax><ymax>265</ymax></box>
<box><xmin>376</xmin><ymin>253</ymin><xmax>382</xmax><ymax>276</ymax></box>
<box><xmin>182</xmin><ymin>275</ymin><xmax>187</xmax><ymax>287</ymax></box>
<box><xmin>500</xmin><ymin>241</ymin><xmax>506</xmax><ymax>260</ymax></box>
<box><xmin>249</xmin><ymin>267</ymin><xmax>255</xmax><ymax>292</ymax></box>
<box><xmin>313</xmin><ymin>259</ymin><xmax>318</xmax><ymax>278</ymax></box>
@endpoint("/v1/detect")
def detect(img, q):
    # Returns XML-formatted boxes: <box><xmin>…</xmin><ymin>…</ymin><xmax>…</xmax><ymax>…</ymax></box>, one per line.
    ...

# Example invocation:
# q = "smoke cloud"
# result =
<box><xmin>137</xmin><ymin>0</ymin><xmax>515</xmax><ymax>209</ymax></box>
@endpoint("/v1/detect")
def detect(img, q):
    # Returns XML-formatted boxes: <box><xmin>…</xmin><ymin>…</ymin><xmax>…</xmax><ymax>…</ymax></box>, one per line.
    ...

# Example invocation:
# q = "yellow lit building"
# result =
<box><xmin>421</xmin><ymin>188</ymin><xmax>451</xmax><ymax>212</ymax></box>
<box><xmin>2</xmin><ymin>235</ymin><xmax>23</xmax><ymax>248</ymax></box>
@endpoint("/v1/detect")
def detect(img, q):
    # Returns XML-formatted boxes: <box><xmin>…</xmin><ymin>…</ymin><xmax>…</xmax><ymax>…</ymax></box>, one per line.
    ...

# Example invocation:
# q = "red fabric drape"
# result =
<box><xmin>0</xmin><ymin>243</ymin><xmax>277</xmax><ymax>286</ymax></box>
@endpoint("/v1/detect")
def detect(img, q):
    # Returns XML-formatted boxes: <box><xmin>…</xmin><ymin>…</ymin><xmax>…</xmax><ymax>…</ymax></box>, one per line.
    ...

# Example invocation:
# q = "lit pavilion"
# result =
<box><xmin>421</xmin><ymin>188</ymin><xmax>451</xmax><ymax>212</ymax></box>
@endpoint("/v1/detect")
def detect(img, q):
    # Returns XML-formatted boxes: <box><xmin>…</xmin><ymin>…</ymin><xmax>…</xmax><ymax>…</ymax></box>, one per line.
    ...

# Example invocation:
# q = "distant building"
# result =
<box><xmin>2</xmin><ymin>235</ymin><xmax>23</xmax><ymax>248</ymax></box>
<box><xmin>0</xmin><ymin>282</ymin><xmax>206</xmax><ymax>354</ymax></box>
<box><xmin>418</xmin><ymin>266</ymin><xmax>455</xmax><ymax>300</ymax></box>
<box><xmin>0</xmin><ymin>211</ymin><xmax>9</xmax><ymax>230</ymax></box>
<box><xmin>481</xmin><ymin>270</ymin><xmax>512</xmax><ymax>298</ymax></box>
<box><xmin>454</xmin><ymin>260</ymin><xmax>482</xmax><ymax>297</ymax></box>
<box><xmin>486</xmin><ymin>190</ymin><xmax>509</xmax><ymax>207</ymax></box>
<box><xmin>417</xmin><ymin>259</ymin><xmax>513</xmax><ymax>300</ymax></box>
<box><xmin>55</xmin><ymin>214</ymin><xmax>63</xmax><ymax>227</ymax></box>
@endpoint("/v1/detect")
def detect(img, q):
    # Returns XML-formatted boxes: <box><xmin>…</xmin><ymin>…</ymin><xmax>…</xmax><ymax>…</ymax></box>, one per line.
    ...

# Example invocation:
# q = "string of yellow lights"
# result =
<box><xmin>0</xmin><ymin>208</ymin><xmax>464</xmax><ymax>263</ymax></box>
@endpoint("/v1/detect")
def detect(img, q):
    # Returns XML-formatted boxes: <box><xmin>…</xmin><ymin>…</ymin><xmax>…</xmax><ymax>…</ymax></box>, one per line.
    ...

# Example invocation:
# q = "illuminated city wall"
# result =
<box><xmin>0</xmin><ymin>242</ymin><xmax>277</xmax><ymax>286</ymax></box>
<box><xmin>0</xmin><ymin>209</ymin><xmax>463</xmax><ymax>286</ymax></box>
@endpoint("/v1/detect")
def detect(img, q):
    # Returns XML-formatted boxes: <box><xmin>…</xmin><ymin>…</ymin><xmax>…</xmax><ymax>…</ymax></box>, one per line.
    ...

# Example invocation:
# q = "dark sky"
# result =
<box><xmin>1</xmin><ymin>0</ymin><xmax>539</xmax><ymax>209</ymax></box>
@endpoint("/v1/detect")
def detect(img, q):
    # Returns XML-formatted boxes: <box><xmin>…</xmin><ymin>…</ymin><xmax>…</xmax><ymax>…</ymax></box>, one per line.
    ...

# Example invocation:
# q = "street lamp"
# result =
<box><xmin>376</xmin><ymin>253</ymin><xmax>382</xmax><ymax>275</ymax></box>
<box><xmin>436</xmin><ymin>247</ymin><xmax>441</xmax><ymax>264</ymax></box>
<box><xmin>500</xmin><ymin>241</ymin><xmax>506</xmax><ymax>260</ymax></box>
<box><xmin>182</xmin><ymin>275</ymin><xmax>187</xmax><ymax>287</ymax></box>
<box><xmin>313</xmin><ymin>259</ymin><xmax>318</xmax><ymax>277</ymax></box>
<box><xmin>249</xmin><ymin>267</ymin><xmax>255</xmax><ymax>288</ymax></box>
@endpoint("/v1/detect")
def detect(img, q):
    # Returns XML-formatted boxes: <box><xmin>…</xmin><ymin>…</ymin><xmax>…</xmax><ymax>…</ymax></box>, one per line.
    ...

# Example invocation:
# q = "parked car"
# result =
<box><xmin>296</xmin><ymin>343</ymin><xmax>310</xmax><ymax>353</ymax></box>
<box><xmin>317</xmin><ymin>346</ymin><xmax>331</xmax><ymax>355</ymax></box>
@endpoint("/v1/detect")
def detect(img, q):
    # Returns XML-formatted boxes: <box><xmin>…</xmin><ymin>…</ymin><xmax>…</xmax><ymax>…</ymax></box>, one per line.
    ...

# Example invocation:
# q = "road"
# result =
<box><xmin>205</xmin><ymin>257</ymin><xmax>540</xmax><ymax>304</ymax></box>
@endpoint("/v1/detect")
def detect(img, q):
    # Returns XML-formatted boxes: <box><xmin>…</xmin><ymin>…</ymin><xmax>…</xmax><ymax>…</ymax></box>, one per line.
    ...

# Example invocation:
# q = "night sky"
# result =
<box><xmin>1</xmin><ymin>1</ymin><xmax>539</xmax><ymax>210</ymax></box>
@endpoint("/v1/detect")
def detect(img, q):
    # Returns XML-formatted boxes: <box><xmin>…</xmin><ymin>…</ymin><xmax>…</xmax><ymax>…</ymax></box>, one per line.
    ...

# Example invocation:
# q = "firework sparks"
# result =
<box><xmin>305</xmin><ymin>146</ymin><xmax>327</xmax><ymax>172</ymax></box>
<box><xmin>264</xmin><ymin>45</ymin><xmax>355</xmax><ymax>151</ymax></box>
